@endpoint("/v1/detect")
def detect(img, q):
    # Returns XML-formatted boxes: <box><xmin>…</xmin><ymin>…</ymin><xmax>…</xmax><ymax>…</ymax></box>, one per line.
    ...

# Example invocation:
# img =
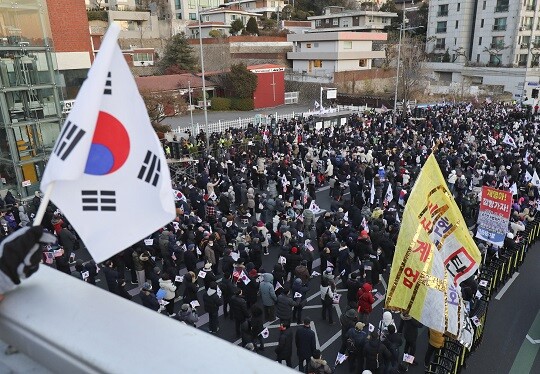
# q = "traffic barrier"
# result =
<box><xmin>426</xmin><ymin>218</ymin><xmax>536</xmax><ymax>374</ymax></box>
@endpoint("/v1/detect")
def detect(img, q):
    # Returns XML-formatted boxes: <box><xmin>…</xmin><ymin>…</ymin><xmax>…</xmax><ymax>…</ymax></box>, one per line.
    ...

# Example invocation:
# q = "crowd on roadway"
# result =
<box><xmin>8</xmin><ymin>99</ymin><xmax>539</xmax><ymax>373</ymax></box>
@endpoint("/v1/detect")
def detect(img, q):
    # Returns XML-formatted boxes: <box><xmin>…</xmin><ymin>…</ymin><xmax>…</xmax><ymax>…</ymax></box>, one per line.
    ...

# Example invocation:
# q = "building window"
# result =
<box><xmin>332</xmin><ymin>18</ymin><xmax>338</xmax><ymax>26</ymax></box>
<box><xmin>491</xmin><ymin>36</ymin><xmax>505</xmax><ymax>48</ymax></box>
<box><xmin>343</xmin><ymin>41</ymin><xmax>352</xmax><ymax>49</ymax></box>
<box><xmin>477</xmin><ymin>54</ymin><xmax>480</xmax><ymax>62</ymax></box>
<box><xmin>493</xmin><ymin>17</ymin><xmax>507</xmax><ymax>31</ymax></box>
<box><xmin>175</xmin><ymin>0</ymin><xmax>181</xmax><ymax>9</ymax></box>
<box><xmin>522</xmin><ymin>17</ymin><xmax>534</xmax><ymax>30</ymax></box>
<box><xmin>483</xmin><ymin>1</ymin><xmax>486</xmax><ymax>10</ymax></box>
<box><xmin>455</xmin><ymin>20</ymin><xmax>459</xmax><ymax>28</ymax></box>
<box><xmin>518</xmin><ymin>54</ymin><xmax>528</xmax><ymax>66</ymax></box>
<box><xmin>481</xmin><ymin>19</ymin><xmax>484</xmax><ymax>27</ymax></box>
<box><xmin>489</xmin><ymin>54</ymin><xmax>503</xmax><ymax>65</ymax></box>
<box><xmin>436</xmin><ymin>21</ymin><xmax>447</xmax><ymax>33</ymax></box>
<box><xmin>189</xmin><ymin>13</ymin><xmax>197</xmax><ymax>20</ymax></box>
<box><xmin>315</xmin><ymin>20</ymin><xmax>321</xmax><ymax>27</ymax></box>
<box><xmin>133</xmin><ymin>52</ymin><xmax>154</xmax><ymax>66</ymax></box>
<box><xmin>521</xmin><ymin>35</ymin><xmax>531</xmax><ymax>49</ymax></box>
<box><xmin>479</xmin><ymin>37</ymin><xmax>482</xmax><ymax>45</ymax></box>
<box><xmin>188</xmin><ymin>0</ymin><xmax>196</xmax><ymax>9</ymax></box>
<box><xmin>306</xmin><ymin>43</ymin><xmax>312</xmax><ymax>48</ymax></box>
<box><xmin>526</xmin><ymin>0</ymin><xmax>536</xmax><ymax>11</ymax></box>
<box><xmin>495</xmin><ymin>0</ymin><xmax>509</xmax><ymax>12</ymax></box>
<box><xmin>176</xmin><ymin>13</ymin><xmax>182</xmax><ymax>19</ymax></box>
<box><xmin>313</xmin><ymin>60</ymin><xmax>323</xmax><ymax>68</ymax></box>
<box><xmin>313</xmin><ymin>42</ymin><xmax>319</xmax><ymax>47</ymax></box>
<box><xmin>437</xmin><ymin>4</ymin><xmax>448</xmax><ymax>16</ymax></box>
<box><xmin>231</xmin><ymin>14</ymin><xmax>236</xmax><ymax>20</ymax></box>
<box><xmin>359</xmin><ymin>59</ymin><xmax>367</xmax><ymax>67</ymax></box>
<box><xmin>457</xmin><ymin>3</ymin><xmax>461</xmax><ymax>11</ymax></box>
<box><xmin>205</xmin><ymin>16</ymin><xmax>209</xmax><ymax>21</ymax></box>
<box><xmin>435</xmin><ymin>38</ymin><xmax>446</xmax><ymax>49</ymax></box>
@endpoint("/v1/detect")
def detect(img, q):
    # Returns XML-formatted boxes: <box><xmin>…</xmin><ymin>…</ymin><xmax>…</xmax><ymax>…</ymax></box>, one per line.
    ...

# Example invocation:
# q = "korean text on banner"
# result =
<box><xmin>385</xmin><ymin>154</ymin><xmax>482</xmax><ymax>348</ymax></box>
<box><xmin>40</xmin><ymin>24</ymin><xmax>175</xmax><ymax>263</ymax></box>
<box><xmin>475</xmin><ymin>186</ymin><xmax>512</xmax><ymax>247</ymax></box>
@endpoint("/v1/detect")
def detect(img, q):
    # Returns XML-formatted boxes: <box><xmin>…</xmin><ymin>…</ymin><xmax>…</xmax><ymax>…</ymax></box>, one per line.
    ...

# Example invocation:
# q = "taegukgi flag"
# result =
<box><xmin>40</xmin><ymin>24</ymin><xmax>175</xmax><ymax>263</ymax></box>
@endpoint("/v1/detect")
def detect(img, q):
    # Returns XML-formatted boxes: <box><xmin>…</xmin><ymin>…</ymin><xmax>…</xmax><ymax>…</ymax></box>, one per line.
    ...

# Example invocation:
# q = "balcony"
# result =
<box><xmin>521</xmin><ymin>25</ymin><xmax>533</xmax><ymax>31</ymax></box>
<box><xmin>493</xmin><ymin>25</ymin><xmax>507</xmax><ymax>31</ymax></box>
<box><xmin>495</xmin><ymin>6</ymin><xmax>509</xmax><ymax>12</ymax></box>
<box><xmin>437</xmin><ymin>11</ymin><xmax>448</xmax><ymax>17</ymax></box>
<box><xmin>521</xmin><ymin>43</ymin><xmax>531</xmax><ymax>49</ymax></box>
<box><xmin>490</xmin><ymin>43</ymin><xmax>505</xmax><ymax>49</ymax></box>
<box><xmin>526</xmin><ymin>5</ymin><xmax>536</xmax><ymax>11</ymax></box>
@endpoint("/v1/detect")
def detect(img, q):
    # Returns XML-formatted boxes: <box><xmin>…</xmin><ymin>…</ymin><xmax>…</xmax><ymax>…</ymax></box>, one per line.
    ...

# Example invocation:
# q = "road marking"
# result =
<box><xmin>311</xmin><ymin>321</ymin><xmax>320</xmax><ymax>349</ymax></box>
<box><xmin>509</xmin><ymin>309</ymin><xmax>540</xmax><ymax>373</ymax></box>
<box><xmin>526</xmin><ymin>335</ymin><xmax>540</xmax><ymax>344</ymax></box>
<box><xmin>495</xmin><ymin>272</ymin><xmax>519</xmax><ymax>300</ymax></box>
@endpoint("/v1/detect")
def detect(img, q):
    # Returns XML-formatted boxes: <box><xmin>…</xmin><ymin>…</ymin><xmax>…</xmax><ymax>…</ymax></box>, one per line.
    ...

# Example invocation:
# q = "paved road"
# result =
<box><xmin>62</xmin><ymin>183</ymin><xmax>540</xmax><ymax>373</ymax></box>
<box><xmin>163</xmin><ymin>104</ymin><xmax>312</xmax><ymax>131</ymax></box>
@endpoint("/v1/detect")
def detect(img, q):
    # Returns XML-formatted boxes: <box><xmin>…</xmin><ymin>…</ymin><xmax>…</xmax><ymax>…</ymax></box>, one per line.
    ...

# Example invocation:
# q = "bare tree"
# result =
<box><xmin>483</xmin><ymin>43</ymin><xmax>509</xmax><ymax>66</ymax></box>
<box><xmin>395</xmin><ymin>34</ymin><xmax>429</xmax><ymax>104</ymax></box>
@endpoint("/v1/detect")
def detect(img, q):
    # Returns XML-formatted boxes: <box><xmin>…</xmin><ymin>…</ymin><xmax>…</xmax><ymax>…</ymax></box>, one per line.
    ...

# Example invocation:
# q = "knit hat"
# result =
<box><xmin>181</xmin><ymin>303</ymin><xmax>190</xmax><ymax>311</ymax></box>
<box><xmin>142</xmin><ymin>282</ymin><xmax>152</xmax><ymax>291</ymax></box>
<box><xmin>291</xmin><ymin>246</ymin><xmax>298</xmax><ymax>254</ymax></box>
<box><xmin>203</xmin><ymin>263</ymin><xmax>212</xmax><ymax>271</ymax></box>
<box><xmin>360</xmin><ymin>230</ymin><xmax>369</xmax><ymax>238</ymax></box>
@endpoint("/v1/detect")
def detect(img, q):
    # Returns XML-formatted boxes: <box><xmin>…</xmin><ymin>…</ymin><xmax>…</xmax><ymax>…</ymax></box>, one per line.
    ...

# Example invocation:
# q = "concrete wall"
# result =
<box><xmin>333</xmin><ymin>68</ymin><xmax>395</xmax><ymax>95</ymax></box>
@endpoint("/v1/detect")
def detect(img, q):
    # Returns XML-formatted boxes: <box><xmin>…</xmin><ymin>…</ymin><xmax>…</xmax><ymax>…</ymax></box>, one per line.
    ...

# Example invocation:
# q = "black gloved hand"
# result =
<box><xmin>0</xmin><ymin>226</ymin><xmax>56</xmax><ymax>294</ymax></box>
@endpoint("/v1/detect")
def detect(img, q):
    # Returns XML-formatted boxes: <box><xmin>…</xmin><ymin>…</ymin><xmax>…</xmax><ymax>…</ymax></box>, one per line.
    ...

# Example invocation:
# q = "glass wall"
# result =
<box><xmin>0</xmin><ymin>0</ymin><xmax>62</xmax><ymax>199</ymax></box>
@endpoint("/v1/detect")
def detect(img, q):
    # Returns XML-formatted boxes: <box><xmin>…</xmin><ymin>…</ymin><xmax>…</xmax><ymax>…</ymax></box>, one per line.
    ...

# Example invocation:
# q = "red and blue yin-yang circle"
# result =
<box><xmin>84</xmin><ymin>111</ymin><xmax>130</xmax><ymax>175</ymax></box>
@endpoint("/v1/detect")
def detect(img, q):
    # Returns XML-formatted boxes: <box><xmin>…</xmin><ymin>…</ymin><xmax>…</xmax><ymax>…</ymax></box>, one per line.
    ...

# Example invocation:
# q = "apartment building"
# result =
<box><xmin>426</xmin><ymin>0</ymin><xmax>540</xmax><ymax>98</ymax></box>
<box><xmin>307</xmin><ymin>6</ymin><xmax>397</xmax><ymax>33</ymax></box>
<box><xmin>287</xmin><ymin>32</ymin><xmax>387</xmax><ymax>83</ymax></box>
<box><xmin>187</xmin><ymin>8</ymin><xmax>261</xmax><ymax>38</ymax></box>
<box><xmin>219</xmin><ymin>0</ymin><xmax>286</xmax><ymax>18</ymax></box>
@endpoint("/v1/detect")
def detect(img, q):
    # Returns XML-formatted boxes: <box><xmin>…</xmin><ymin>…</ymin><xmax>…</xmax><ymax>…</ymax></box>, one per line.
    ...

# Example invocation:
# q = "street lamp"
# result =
<box><xmin>393</xmin><ymin>5</ymin><xmax>421</xmax><ymax>113</ymax></box>
<box><xmin>197</xmin><ymin>0</ymin><xmax>210</xmax><ymax>150</ymax></box>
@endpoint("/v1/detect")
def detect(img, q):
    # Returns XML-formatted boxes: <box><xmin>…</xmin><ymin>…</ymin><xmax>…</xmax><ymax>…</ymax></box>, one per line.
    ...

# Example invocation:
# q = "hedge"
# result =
<box><xmin>231</xmin><ymin>98</ymin><xmax>254</xmax><ymax>111</ymax></box>
<box><xmin>211</xmin><ymin>97</ymin><xmax>232</xmax><ymax>111</ymax></box>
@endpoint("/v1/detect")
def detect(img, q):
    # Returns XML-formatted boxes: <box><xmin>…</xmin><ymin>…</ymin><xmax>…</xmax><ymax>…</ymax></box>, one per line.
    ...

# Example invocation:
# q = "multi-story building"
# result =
<box><xmin>169</xmin><ymin>0</ymin><xmax>225</xmax><ymax>21</ymax></box>
<box><xmin>218</xmin><ymin>0</ymin><xmax>286</xmax><ymax>18</ymax></box>
<box><xmin>286</xmin><ymin>32</ymin><xmax>387</xmax><ymax>83</ymax></box>
<box><xmin>187</xmin><ymin>8</ymin><xmax>261</xmax><ymax>38</ymax></box>
<box><xmin>0</xmin><ymin>0</ymin><xmax>63</xmax><ymax>198</ymax></box>
<box><xmin>425</xmin><ymin>0</ymin><xmax>540</xmax><ymax>98</ymax></box>
<box><xmin>307</xmin><ymin>6</ymin><xmax>397</xmax><ymax>33</ymax></box>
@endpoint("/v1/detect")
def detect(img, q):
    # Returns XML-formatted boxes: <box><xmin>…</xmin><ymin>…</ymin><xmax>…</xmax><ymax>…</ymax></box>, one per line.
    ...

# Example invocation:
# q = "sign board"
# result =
<box><xmin>476</xmin><ymin>186</ymin><xmax>512</xmax><ymax>247</ymax></box>
<box><xmin>22</xmin><ymin>180</ymin><xmax>31</xmax><ymax>187</ymax></box>
<box><xmin>326</xmin><ymin>89</ymin><xmax>337</xmax><ymax>99</ymax></box>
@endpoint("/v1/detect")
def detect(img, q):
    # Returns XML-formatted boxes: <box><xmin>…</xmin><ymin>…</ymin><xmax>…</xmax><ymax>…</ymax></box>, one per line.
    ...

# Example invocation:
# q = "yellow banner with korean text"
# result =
<box><xmin>385</xmin><ymin>154</ymin><xmax>482</xmax><ymax>347</ymax></box>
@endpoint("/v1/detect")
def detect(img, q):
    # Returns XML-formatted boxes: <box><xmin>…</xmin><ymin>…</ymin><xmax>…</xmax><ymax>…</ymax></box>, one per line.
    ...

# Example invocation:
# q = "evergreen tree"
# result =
<box><xmin>230</xmin><ymin>19</ymin><xmax>245</xmax><ymax>36</ymax></box>
<box><xmin>225</xmin><ymin>63</ymin><xmax>257</xmax><ymax>99</ymax></box>
<box><xmin>246</xmin><ymin>17</ymin><xmax>259</xmax><ymax>35</ymax></box>
<box><xmin>159</xmin><ymin>33</ymin><xmax>197</xmax><ymax>73</ymax></box>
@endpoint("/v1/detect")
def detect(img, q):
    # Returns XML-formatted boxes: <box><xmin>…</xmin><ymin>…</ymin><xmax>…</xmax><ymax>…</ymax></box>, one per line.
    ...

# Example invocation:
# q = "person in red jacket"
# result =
<box><xmin>357</xmin><ymin>282</ymin><xmax>375</xmax><ymax>323</ymax></box>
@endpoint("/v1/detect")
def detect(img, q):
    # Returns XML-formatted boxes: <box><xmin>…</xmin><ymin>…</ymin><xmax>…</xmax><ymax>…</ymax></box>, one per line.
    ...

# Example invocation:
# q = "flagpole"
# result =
<box><xmin>33</xmin><ymin>182</ymin><xmax>54</xmax><ymax>226</ymax></box>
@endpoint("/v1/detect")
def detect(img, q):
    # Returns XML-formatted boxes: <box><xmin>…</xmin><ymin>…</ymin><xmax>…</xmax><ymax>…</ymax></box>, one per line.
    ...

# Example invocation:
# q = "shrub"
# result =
<box><xmin>231</xmin><ymin>98</ymin><xmax>254</xmax><ymax>111</ymax></box>
<box><xmin>211</xmin><ymin>97</ymin><xmax>232</xmax><ymax>111</ymax></box>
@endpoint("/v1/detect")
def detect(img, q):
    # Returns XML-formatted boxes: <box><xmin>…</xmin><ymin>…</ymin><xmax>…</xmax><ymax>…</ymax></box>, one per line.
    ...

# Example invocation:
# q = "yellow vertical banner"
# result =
<box><xmin>385</xmin><ymin>154</ymin><xmax>482</xmax><ymax>347</ymax></box>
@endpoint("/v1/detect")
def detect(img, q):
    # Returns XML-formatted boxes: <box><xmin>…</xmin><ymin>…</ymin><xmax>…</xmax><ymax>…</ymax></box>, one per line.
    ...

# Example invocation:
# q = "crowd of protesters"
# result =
<box><xmin>6</xmin><ymin>99</ymin><xmax>539</xmax><ymax>373</ymax></box>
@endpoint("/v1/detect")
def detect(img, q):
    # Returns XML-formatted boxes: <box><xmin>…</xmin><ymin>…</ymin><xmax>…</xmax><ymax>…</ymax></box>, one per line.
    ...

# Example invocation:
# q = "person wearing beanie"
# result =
<box><xmin>139</xmin><ymin>282</ymin><xmax>160</xmax><ymax>311</ymax></box>
<box><xmin>345</xmin><ymin>321</ymin><xmax>368</xmax><ymax>372</ymax></box>
<box><xmin>306</xmin><ymin>349</ymin><xmax>332</xmax><ymax>374</ymax></box>
<box><xmin>174</xmin><ymin>303</ymin><xmax>199</xmax><ymax>327</ymax></box>
<box><xmin>339</xmin><ymin>308</ymin><xmax>358</xmax><ymax>353</ymax></box>
<box><xmin>285</xmin><ymin>246</ymin><xmax>302</xmax><ymax>281</ymax></box>
<box><xmin>203</xmin><ymin>281</ymin><xmax>223</xmax><ymax>333</ymax></box>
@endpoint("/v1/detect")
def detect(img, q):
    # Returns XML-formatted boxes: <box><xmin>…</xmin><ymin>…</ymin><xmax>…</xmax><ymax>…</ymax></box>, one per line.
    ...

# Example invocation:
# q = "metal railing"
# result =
<box><xmin>0</xmin><ymin>266</ymin><xmax>291</xmax><ymax>373</ymax></box>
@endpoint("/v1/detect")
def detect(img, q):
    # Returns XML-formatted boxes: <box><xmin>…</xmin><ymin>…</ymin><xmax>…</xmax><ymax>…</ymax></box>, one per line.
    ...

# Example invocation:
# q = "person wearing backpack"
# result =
<box><xmin>383</xmin><ymin>325</ymin><xmax>403</xmax><ymax>373</ymax></box>
<box><xmin>320</xmin><ymin>275</ymin><xmax>336</xmax><ymax>324</ymax></box>
<box><xmin>345</xmin><ymin>321</ymin><xmax>368</xmax><ymax>372</ymax></box>
<box><xmin>363</xmin><ymin>331</ymin><xmax>392</xmax><ymax>374</ymax></box>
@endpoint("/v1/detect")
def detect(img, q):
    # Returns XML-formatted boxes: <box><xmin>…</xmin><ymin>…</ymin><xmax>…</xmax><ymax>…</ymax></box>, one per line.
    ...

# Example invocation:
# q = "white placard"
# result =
<box><xmin>335</xmin><ymin>352</ymin><xmax>348</xmax><ymax>365</ymax></box>
<box><xmin>144</xmin><ymin>239</ymin><xmax>154</xmax><ymax>246</ymax></box>
<box><xmin>53</xmin><ymin>249</ymin><xmax>63</xmax><ymax>257</ymax></box>
<box><xmin>260</xmin><ymin>327</ymin><xmax>270</xmax><ymax>339</ymax></box>
<box><xmin>311</xmin><ymin>271</ymin><xmax>320</xmax><ymax>276</ymax></box>
<box><xmin>298</xmin><ymin>231</ymin><xmax>304</xmax><ymax>237</ymax></box>
<box><xmin>21</xmin><ymin>180</ymin><xmax>31</xmax><ymax>187</ymax></box>
<box><xmin>198</xmin><ymin>270</ymin><xmax>207</xmax><ymax>279</ymax></box>
<box><xmin>81</xmin><ymin>271</ymin><xmax>89</xmax><ymax>280</ymax></box>
<box><xmin>294</xmin><ymin>292</ymin><xmax>302</xmax><ymax>299</ymax></box>
<box><xmin>475</xmin><ymin>290</ymin><xmax>483</xmax><ymax>299</ymax></box>
<box><xmin>479</xmin><ymin>280</ymin><xmax>488</xmax><ymax>287</ymax></box>
<box><xmin>231</xmin><ymin>252</ymin><xmax>240</xmax><ymax>261</ymax></box>
<box><xmin>368</xmin><ymin>323</ymin><xmax>375</xmax><ymax>332</ymax></box>
<box><xmin>175</xmin><ymin>275</ymin><xmax>184</xmax><ymax>283</ymax></box>
<box><xmin>327</xmin><ymin>89</ymin><xmax>337</xmax><ymax>99</ymax></box>
<box><xmin>403</xmin><ymin>353</ymin><xmax>415</xmax><ymax>364</ymax></box>
<box><xmin>278</xmin><ymin>256</ymin><xmax>286</xmax><ymax>264</ymax></box>
<box><xmin>190</xmin><ymin>300</ymin><xmax>200</xmax><ymax>308</ymax></box>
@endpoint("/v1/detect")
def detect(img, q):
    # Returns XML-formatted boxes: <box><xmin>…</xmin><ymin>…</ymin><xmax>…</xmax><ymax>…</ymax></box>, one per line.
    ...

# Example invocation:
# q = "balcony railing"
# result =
<box><xmin>490</xmin><ymin>42</ymin><xmax>505</xmax><ymax>49</ymax></box>
<box><xmin>435</xmin><ymin>44</ymin><xmax>446</xmax><ymax>50</ymax></box>
<box><xmin>436</xmin><ymin>27</ymin><xmax>447</xmax><ymax>33</ymax></box>
<box><xmin>493</xmin><ymin>25</ymin><xmax>507</xmax><ymax>31</ymax></box>
<box><xmin>437</xmin><ymin>11</ymin><xmax>448</xmax><ymax>17</ymax></box>
<box><xmin>526</xmin><ymin>5</ymin><xmax>536</xmax><ymax>11</ymax></box>
<box><xmin>495</xmin><ymin>6</ymin><xmax>509</xmax><ymax>12</ymax></box>
<box><xmin>0</xmin><ymin>266</ymin><xmax>290</xmax><ymax>373</ymax></box>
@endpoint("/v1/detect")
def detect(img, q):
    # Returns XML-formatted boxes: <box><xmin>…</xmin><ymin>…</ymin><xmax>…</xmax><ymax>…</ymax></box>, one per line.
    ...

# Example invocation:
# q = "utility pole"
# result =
<box><xmin>197</xmin><ymin>0</ymin><xmax>209</xmax><ymax>150</ymax></box>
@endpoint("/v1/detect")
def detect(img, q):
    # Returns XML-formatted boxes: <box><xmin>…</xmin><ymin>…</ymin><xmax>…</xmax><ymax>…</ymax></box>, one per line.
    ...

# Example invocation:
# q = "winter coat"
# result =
<box><xmin>259</xmin><ymin>273</ymin><xmax>278</xmax><ymax>307</ymax></box>
<box><xmin>204</xmin><ymin>245</ymin><xmax>216</xmax><ymax>265</ymax></box>
<box><xmin>268</xmin><ymin>180</ymin><xmax>278</xmax><ymax>198</ymax></box>
<box><xmin>276</xmin><ymin>293</ymin><xmax>298</xmax><ymax>321</ymax></box>
<box><xmin>183</xmin><ymin>280</ymin><xmax>199</xmax><ymax>304</ymax></box>
<box><xmin>346</xmin><ymin>327</ymin><xmax>368</xmax><ymax>353</ymax></box>
<box><xmin>219</xmin><ymin>277</ymin><xmax>237</xmax><ymax>301</ymax></box>
<box><xmin>275</xmin><ymin>327</ymin><xmax>294</xmax><ymax>360</ymax></box>
<box><xmin>158</xmin><ymin>278</ymin><xmax>177</xmax><ymax>300</ymax></box>
<box><xmin>203</xmin><ymin>288</ymin><xmax>223</xmax><ymax>314</ymax></box>
<box><xmin>340</xmin><ymin>310</ymin><xmax>358</xmax><ymax>339</ymax></box>
<box><xmin>102</xmin><ymin>266</ymin><xmax>118</xmax><ymax>293</ymax></box>
<box><xmin>357</xmin><ymin>283</ymin><xmax>375</xmax><ymax>314</ymax></box>
<box><xmin>306</xmin><ymin>357</ymin><xmax>332</xmax><ymax>374</ymax></box>
<box><xmin>291</xmin><ymin>278</ymin><xmax>309</xmax><ymax>300</ymax></box>
<box><xmin>294</xmin><ymin>265</ymin><xmax>310</xmax><ymax>284</ymax></box>
<box><xmin>295</xmin><ymin>325</ymin><xmax>317</xmax><ymax>359</ymax></box>
<box><xmin>230</xmin><ymin>294</ymin><xmax>250</xmax><ymax>321</ymax></box>
<box><xmin>18</xmin><ymin>206</ymin><xmax>30</xmax><ymax>227</ymax></box>
<box><xmin>402</xmin><ymin>318</ymin><xmax>423</xmax><ymax>343</ymax></box>
<box><xmin>140</xmin><ymin>291</ymin><xmax>160</xmax><ymax>311</ymax></box>
<box><xmin>363</xmin><ymin>337</ymin><xmax>392</xmax><ymax>371</ymax></box>
<box><xmin>247</xmin><ymin>188</ymin><xmax>256</xmax><ymax>209</ymax></box>
<box><xmin>175</xmin><ymin>308</ymin><xmax>199</xmax><ymax>326</ymax></box>
<box><xmin>320</xmin><ymin>278</ymin><xmax>335</xmax><ymax>303</ymax></box>
<box><xmin>59</xmin><ymin>228</ymin><xmax>77</xmax><ymax>252</ymax></box>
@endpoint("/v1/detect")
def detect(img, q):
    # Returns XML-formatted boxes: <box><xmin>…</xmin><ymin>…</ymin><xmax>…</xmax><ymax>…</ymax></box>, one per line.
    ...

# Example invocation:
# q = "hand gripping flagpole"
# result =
<box><xmin>33</xmin><ymin>182</ymin><xmax>55</xmax><ymax>226</ymax></box>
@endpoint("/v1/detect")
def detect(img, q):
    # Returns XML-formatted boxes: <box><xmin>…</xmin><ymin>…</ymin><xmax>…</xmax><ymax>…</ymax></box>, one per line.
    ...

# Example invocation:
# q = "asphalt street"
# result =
<box><xmin>65</xmin><ymin>183</ymin><xmax>540</xmax><ymax>373</ymax></box>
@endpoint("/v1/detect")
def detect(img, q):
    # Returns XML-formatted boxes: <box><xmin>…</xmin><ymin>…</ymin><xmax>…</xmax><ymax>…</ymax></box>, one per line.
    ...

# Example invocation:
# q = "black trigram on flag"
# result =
<box><xmin>54</xmin><ymin>120</ymin><xmax>86</xmax><ymax>161</ymax></box>
<box><xmin>82</xmin><ymin>190</ymin><xmax>116</xmax><ymax>212</ymax></box>
<box><xmin>104</xmin><ymin>72</ymin><xmax>112</xmax><ymax>95</ymax></box>
<box><xmin>137</xmin><ymin>150</ymin><xmax>161</xmax><ymax>187</ymax></box>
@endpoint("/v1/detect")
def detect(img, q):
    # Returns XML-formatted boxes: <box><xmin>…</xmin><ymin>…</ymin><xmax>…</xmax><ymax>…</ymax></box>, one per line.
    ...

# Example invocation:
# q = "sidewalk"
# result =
<box><xmin>163</xmin><ymin>104</ymin><xmax>311</xmax><ymax>130</ymax></box>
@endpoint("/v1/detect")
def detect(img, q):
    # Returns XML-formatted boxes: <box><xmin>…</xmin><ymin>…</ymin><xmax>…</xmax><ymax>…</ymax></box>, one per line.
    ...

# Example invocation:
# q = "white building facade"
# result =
<box><xmin>287</xmin><ymin>32</ymin><xmax>387</xmax><ymax>82</ymax></box>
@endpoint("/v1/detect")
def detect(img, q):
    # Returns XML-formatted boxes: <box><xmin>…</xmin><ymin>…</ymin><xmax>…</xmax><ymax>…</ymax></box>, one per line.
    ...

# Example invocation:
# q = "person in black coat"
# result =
<box><xmin>102</xmin><ymin>260</ymin><xmax>118</xmax><ymax>293</ymax></box>
<box><xmin>275</xmin><ymin>321</ymin><xmax>294</xmax><ymax>368</ymax></box>
<box><xmin>295</xmin><ymin>318</ymin><xmax>316</xmax><ymax>372</ymax></box>
<box><xmin>184</xmin><ymin>245</ymin><xmax>198</xmax><ymax>273</ymax></box>
<box><xmin>272</xmin><ymin>263</ymin><xmax>286</xmax><ymax>288</ymax></box>
<box><xmin>250</xmin><ymin>305</ymin><xmax>265</xmax><ymax>351</ymax></box>
<box><xmin>363</xmin><ymin>331</ymin><xmax>392</xmax><ymax>373</ymax></box>
<box><xmin>116</xmin><ymin>278</ymin><xmax>132</xmax><ymax>300</ymax></box>
<box><xmin>230</xmin><ymin>289</ymin><xmax>250</xmax><ymax>338</ymax></box>
<box><xmin>221</xmin><ymin>249</ymin><xmax>235</xmax><ymax>275</ymax></box>
<box><xmin>402</xmin><ymin>316</ymin><xmax>423</xmax><ymax>361</ymax></box>
<box><xmin>346</xmin><ymin>272</ymin><xmax>362</xmax><ymax>309</ymax></box>
<box><xmin>182</xmin><ymin>272</ymin><xmax>199</xmax><ymax>305</ymax></box>
<box><xmin>219</xmin><ymin>272</ymin><xmax>237</xmax><ymax>319</ymax></box>
<box><xmin>84</xmin><ymin>260</ymin><xmax>98</xmax><ymax>285</ymax></box>
<box><xmin>139</xmin><ymin>282</ymin><xmax>160</xmax><ymax>311</ymax></box>
<box><xmin>203</xmin><ymin>281</ymin><xmax>223</xmax><ymax>333</ymax></box>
